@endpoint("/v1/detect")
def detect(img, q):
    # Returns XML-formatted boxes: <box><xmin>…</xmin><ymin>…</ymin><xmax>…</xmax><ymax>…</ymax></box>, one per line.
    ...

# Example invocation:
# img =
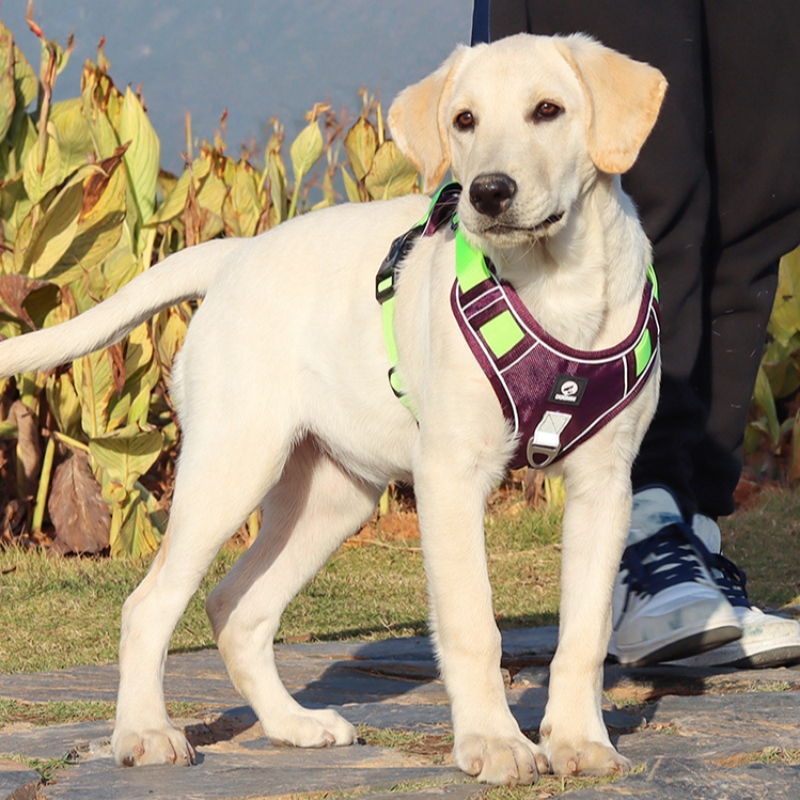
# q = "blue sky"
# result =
<box><xmin>3</xmin><ymin>1</ymin><xmax>473</xmax><ymax>171</ymax></box>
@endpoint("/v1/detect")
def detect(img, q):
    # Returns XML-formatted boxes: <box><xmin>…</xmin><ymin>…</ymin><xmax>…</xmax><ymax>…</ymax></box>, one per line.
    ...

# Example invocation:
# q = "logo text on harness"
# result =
<box><xmin>549</xmin><ymin>375</ymin><xmax>588</xmax><ymax>405</ymax></box>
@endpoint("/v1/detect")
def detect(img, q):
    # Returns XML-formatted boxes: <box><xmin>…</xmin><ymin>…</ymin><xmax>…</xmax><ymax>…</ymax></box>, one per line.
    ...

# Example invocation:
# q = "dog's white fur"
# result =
<box><xmin>0</xmin><ymin>34</ymin><xmax>666</xmax><ymax>784</ymax></box>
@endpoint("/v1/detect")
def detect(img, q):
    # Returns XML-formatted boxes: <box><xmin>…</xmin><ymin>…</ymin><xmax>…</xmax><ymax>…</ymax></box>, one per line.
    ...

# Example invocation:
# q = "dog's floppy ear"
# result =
<box><xmin>388</xmin><ymin>46</ymin><xmax>469</xmax><ymax>193</ymax></box>
<box><xmin>556</xmin><ymin>34</ymin><xmax>667</xmax><ymax>174</ymax></box>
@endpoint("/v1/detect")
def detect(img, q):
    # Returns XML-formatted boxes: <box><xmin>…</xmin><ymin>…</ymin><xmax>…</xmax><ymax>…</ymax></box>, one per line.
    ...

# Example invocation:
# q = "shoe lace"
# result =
<box><xmin>619</xmin><ymin>522</ymin><xmax>712</xmax><ymax>610</ymax></box>
<box><xmin>706</xmin><ymin>552</ymin><xmax>751</xmax><ymax>608</ymax></box>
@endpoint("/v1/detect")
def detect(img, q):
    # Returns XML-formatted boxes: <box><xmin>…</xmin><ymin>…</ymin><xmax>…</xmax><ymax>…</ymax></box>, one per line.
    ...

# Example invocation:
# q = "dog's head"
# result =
<box><xmin>388</xmin><ymin>34</ymin><xmax>667</xmax><ymax>251</ymax></box>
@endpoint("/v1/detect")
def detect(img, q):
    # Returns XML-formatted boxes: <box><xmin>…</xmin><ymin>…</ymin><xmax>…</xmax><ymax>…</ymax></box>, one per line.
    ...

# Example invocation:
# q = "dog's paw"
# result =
<box><xmin>546</xmin><ymin>740</ymin><xmax>631</xmax><ymax>776</ymax></box>
<box><xmin>454</xmin><ymin>732</ymin><xmax>549</xmax><ymax>785</ymax></box>
<box><xmin>265</xmin><ymin>708</ymin><xmax>356</xmax><ymax>748</ymax></box>
<box><xmin>112</xmin><ymin>726</ymin><xmax>195</xmax><ymax>767</ymax></box>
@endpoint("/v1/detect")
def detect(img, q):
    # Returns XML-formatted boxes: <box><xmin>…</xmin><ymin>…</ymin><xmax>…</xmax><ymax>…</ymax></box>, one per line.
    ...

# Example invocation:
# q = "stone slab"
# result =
<box><xmin>620</xmin><ymin>690</ymin><xmax>800</xmax><ymax>763</ymax></box>
<box><xmin>0</xmin><ymin>760</ymin><xmax>42</xmax><ymax>800</ymax></box>
<box><xmin>565</xmin><ymin>758</ymin><xmax>800</xmax><ymax>799</ymax></box>
<box><xmin>0</xmin><ymin>627</ymin><xmax>564</xmax><ymax>708</ymax></box>
<box><xmin>359</xmin><ymin>785</ymin><xmax>485</xmax><ymax>800</ymax></box>
<box><xmin>41</xmin><ymin>748</ymin><xmax>463</xmax><ymax>800</ymax></box>
<box><xmin>1</xmin><ymin>628</ymin><xmax>799</xmax><ymax>799</ymax></box>
<box><xmin>0</xmin><ymin>720</ymin><xmax>113</xmax><ymax>762</ymax></box>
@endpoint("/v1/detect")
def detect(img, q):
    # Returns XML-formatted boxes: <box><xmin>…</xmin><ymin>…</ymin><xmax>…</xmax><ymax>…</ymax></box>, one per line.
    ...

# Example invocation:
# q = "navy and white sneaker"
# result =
<box><xmin>608</xmin><ymin>487</ymin><xmax>741</xmax><ymax>666</ymax></box>
<box><xmin>666</xmin><ymin>514</ymin><xmax>800</xmax><ymax>668</ymax></box>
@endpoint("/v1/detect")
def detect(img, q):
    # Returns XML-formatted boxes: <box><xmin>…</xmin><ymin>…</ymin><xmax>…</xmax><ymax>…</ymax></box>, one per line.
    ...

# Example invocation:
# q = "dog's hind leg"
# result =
<box><xmin>206</xmin><ymin>437</ymin><xmax>383</xmax><ymax>748</ymax></box>
<box><xmin>111</xmin><ymin>421</ymin><xmax>297</xmax><ymax>768</ymax></box>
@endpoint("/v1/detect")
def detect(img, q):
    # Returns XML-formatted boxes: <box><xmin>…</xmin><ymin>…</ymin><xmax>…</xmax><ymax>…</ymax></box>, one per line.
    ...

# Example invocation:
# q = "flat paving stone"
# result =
<box><xmin>0</xmin><ymin>720</ymin><xmax>113</xmax><ymax>761</ymax></box>
<box><xmin>1</xmin><ymin>628</ymin><xmax>799</xmax><ymax>799</ymax></box>
<box><xmin>0</xmin><ymin>760</ymin><xmax>41</xmax><ymax>800</ymax></box>
<box><xmin>359</xmin><ymin>785</ymin><xmax>486</xmax><ymax>800</ymax></box>
<box><xmin>566</xmin><ymin>758</ymin><xmax>800</xmax><ymax>799</ymax></box>
<box><xmin>40</xmin><ymin>747</ymin><xmax>464</xmax><ymax>800</ymax></box>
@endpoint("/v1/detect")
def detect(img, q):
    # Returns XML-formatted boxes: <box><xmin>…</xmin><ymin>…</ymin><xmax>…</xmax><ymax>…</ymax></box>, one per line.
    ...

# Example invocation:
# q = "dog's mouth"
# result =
<box><xmin>485</xmin><ymin>211</ymin><xmax>565</xmax><ymax>238</ymax></box>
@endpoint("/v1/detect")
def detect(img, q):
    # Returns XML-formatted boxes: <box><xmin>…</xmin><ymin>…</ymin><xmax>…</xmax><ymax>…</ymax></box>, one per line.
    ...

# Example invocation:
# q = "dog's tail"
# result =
<box><xmin>0</xmin><ymin>238</ymin><xmax>245</xmax><ymax>377</ymax></box>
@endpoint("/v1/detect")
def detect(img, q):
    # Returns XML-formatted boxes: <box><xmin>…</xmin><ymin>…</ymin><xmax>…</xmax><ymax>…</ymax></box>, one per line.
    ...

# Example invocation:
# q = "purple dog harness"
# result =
<box><xmin>376</xmin><ymin>183</ymin><xmax>661</xmax><ymax>470</ymax></box>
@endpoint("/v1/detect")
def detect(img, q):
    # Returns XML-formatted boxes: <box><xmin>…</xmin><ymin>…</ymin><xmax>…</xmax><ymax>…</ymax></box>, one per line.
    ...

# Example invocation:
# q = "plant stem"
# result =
<box><xmin>32</xmin><ymin>435</ymin><xmax>56</xmax><ymax>533</ymax></box>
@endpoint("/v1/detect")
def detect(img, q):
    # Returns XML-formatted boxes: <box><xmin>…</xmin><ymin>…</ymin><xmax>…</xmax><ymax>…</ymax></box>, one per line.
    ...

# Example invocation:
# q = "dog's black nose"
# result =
<box><xmin>469</xmin><ymin>173</ymin><xmax>517</xmax><ymax>217</ymax></box>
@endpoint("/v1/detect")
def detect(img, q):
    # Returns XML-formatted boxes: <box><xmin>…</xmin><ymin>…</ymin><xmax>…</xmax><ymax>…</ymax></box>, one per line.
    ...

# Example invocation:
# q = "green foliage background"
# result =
<box><xmin>0</xmin><ymin>15</ymin><xmax>798</xmax><ymax>556</ymax></box>
<box><xmin>0</xmin><ymin>16</ymin><xmax>416</xmax><ymax>556</ymax></box>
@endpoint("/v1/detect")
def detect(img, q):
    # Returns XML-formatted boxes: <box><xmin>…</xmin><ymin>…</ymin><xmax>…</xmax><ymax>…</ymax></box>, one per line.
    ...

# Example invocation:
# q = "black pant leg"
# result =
<box><xmin>689</xmin><ymin>1</ymin><xmax>800</xmax><ymax>516</ymax></box>
<box><xmin>488</xmin><ymin>0</ymin><xmax>711</xmax><ymax>516</ymax></box>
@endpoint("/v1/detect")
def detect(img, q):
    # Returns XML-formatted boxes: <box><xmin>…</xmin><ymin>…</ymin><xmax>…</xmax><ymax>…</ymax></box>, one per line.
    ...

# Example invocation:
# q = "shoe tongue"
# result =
<box><xmin>628</xmin><ymin>487</ymin><xmax>684</xmax><ymax>545</ymax></box>
<box><xmin>691</xmin><ymin>513</ymin><xmax>722</xmax><ymax>553</ymax></box>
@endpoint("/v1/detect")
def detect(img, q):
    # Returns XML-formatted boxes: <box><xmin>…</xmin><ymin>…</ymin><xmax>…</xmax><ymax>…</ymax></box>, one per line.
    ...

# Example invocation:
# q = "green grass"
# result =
<box><xmin>717</xmin><ymin>487</ymin><xmax>800</xmax><ymax>609</ymax></box>
<box><xmin>0</xmin><ymin>486</ymin><xmax>798</xmax><ymax>676</ymax></box>
<box><xmin>0</xmin><ymin>699</ymin><xmax>207</xmax><ymax>728</ymax></box>
<box><xmin>0</xmin><ymin>496</ymin><xmax>562</xmax><ymax>674</ymax></box>
<box><xmin>0</xmin><ymin>753</ymin><xmax>76</xmax><ymax>783</ymax></box>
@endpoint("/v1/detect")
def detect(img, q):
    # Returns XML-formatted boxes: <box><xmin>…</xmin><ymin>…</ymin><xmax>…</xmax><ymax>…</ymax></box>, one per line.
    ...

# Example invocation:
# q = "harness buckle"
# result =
<box><xmin>375</xmin><ymin>227</ymin><xmax>423</xmax><ymax>303</ymax></box>
<box><xmin>526</xmin><ymin>411</ymin><xmax>572</xmax><ymax>469</ymax></box>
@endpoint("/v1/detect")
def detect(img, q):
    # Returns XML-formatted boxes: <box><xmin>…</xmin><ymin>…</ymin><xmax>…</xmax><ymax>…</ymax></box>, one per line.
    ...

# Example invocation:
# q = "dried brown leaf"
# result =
<box><xmin>0</xmin><ymin>274</ymin><xmax>52</xmax><ymax>330</ymax></box>
<box><xmin>9</xmin><ymin>399</ymin><xmax>41</xmax><ymax>493</ymax></box>
<box><xmin>48</xmin><ymin>450</ymin><xmax>110</xmax><ymax>554</ymax></box>
<box><xmin>80</xmin><ymin>142</ymin><xmax>129</xmax><ymax>221</ymax></box>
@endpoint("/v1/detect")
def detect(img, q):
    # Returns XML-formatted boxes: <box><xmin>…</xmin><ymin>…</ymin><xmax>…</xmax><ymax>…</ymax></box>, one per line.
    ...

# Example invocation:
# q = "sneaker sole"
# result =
<box><xmin>669</xmin><ymin>641</ymin><xmax>800</xmax><ymax>669</ymax></box>
<box><xmin>610</xmin><ymin>624</ymin><xmax>742</xmax><ymax>667</ymax></box>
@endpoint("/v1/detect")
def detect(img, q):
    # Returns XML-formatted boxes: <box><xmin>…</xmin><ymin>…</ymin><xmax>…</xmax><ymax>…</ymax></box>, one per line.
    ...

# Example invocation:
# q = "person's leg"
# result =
<box><xmin>690</xmin><ymin>0</ymin><xmax>800</xmax><ymax>518</ymax></box>
<box><xmin>490</xmin><ymin>0</ymin><xmax>711</xmax><ymax>515</ymax></box>
<box><xmin>666</xmin><ymin>0</ymin><xmax>800</xmax><ymax>667</ymax></box>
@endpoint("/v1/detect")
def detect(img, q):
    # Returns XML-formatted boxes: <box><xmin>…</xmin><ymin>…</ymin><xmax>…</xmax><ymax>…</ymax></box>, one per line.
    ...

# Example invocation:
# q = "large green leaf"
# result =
<box><xmin>109</xmin><ymin>484</ymin><xmax>165</xmax><ymax>558</ymax></box>
<box><xmin>11</xmin><ymin>29</ymin><xmax>37</xmax><ymax>111</ymax></box>
<box><xmin>119</xmin><ymin>86</ymin><xmax>159</xmax><ymax>226</ymax></box>
<box><xmin>149</xmin><ymin>157</ymin><xmax>210</xmax><ymax>225</ymax></box>
<box><xmin>50</xmin><ymin>151</ymin><xmax>128</xmax><ymax>283</ymax></box>
<box><xmin>222</xmin><ymin>159</ymin><xmax>261</xmax><ymax>237</ymax></box>
<box><xmin>22</xmin><ymin>180</ymin><xmax>84</xmax><ymax>279</ymax></box>
<box><xmin>107</xmin><ymin>323</ymin><xmax>159</xmax><ymax>431</ymax></box>
<box><xmin>0</xmin><ymin>176</ymin><xmax>34</xmax><ymax>244</ymax></box>
<box><xmin>0</xmin><ymin>22</ymin><xmax>15</xmax><ymax>142</ymax></box>
<box><xmin>196</xmin><ymin>166</ymin><xmax>228</xmax><ymax>217</ymax></box>
<box><xmin>340</xmin><ymin>165</ymin><xmax>362</xmax><ymax>204</ymax></box>
<box><xmin>80</xmin><ymin>64</ymin><xmax>123</xmax><ymax>160</ymax></box>
<box><xmin>50</xmin><ymin>98</ymin><xmax>95</xmax><ymax>178</ymax></box>
<box><xmin>153</xmin><ymin>308</ymin><xmax>188</xmax><ymax>377</ymax></box>
<box><xmin>5</xmin><ymin>113</ymin><xmax>38</xmax><ymax>179</ymax></box>
<box><xmin>89</xmin><ymin>425</ymin><xmax>163</xmax><ymax>492</ymax></box>
<box><xmin>365</xmin><ymin>140</ymin><xmax>419</xmax><ymax>200</ymax></box>
<box><xmin>23</xmin><ymin>126</ymin><xmax>62</xmax><ymax>204</ymax></box>
<box><xmin>344</xmin><ymin>117</ymin><xmax>378</xmax><ymax>182</ymax></box>
<box><xmin>74</xmin><ymin>349</ymin><xmax>116</xmax><ymax>438</ymax></box>
<box><xmin>46</xmin><ymin>372</ymin><xmax>82</xmax><ymax>439</ymax></box>
<box><xmin>290</xmin><ymin>119</ymin><xmax>324</xmax><ymax>185</ymax></box>
<box><xmin>267</xmin><ymin>146</ymin><xmax>287</xmax><ymax>226</ymax></box>
<box><xmin>768</xmin><ymin>248</ymin><xmax>800</xmax><ymax>346</ymax></box>
<box><xmin>752</xmin><ymin>364</ymin><xmax>781</xmax><ymax>449</ymax></box>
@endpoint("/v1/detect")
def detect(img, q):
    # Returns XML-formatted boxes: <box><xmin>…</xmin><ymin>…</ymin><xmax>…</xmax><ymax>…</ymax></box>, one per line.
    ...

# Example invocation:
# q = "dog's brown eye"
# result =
<box><xmin>454</xmin><ymin>110</ymin><xmax>475</xmax><ymax>131</ymax></box>
<box><xmin>533</xmin><ymin>101</ymin><xmax>563</xmax><ymax>121</ymax></box>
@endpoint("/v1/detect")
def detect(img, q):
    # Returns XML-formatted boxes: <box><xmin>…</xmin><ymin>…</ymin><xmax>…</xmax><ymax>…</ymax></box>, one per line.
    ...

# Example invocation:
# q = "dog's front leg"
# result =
<box><xmin>414</xmin><ymin>445</ymin><xmax>548</xmax><ymax>785</ymax></box>
<box><xmin>539</xmin><ymin>443</ymin><xmax>634</xmax><ymax>776</ymax></box>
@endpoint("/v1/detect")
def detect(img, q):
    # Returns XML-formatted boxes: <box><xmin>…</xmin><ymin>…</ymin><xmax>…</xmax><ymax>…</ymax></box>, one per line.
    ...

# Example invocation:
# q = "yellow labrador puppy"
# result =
<box><xmin>0</xmin><ymin>34</ymin><xmax>665</xmax><ymax>784</ymax></box>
